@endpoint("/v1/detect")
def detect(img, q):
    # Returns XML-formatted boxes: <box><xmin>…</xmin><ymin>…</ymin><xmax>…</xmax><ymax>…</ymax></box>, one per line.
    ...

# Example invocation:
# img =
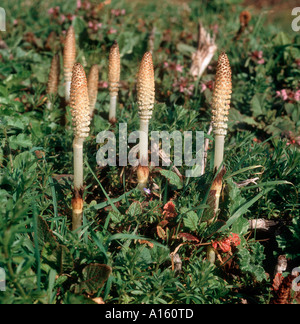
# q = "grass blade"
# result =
<box><xmin>219</xmin><ymin>187</ymin><xmax>273</xmax><ymax>232</ymax></box>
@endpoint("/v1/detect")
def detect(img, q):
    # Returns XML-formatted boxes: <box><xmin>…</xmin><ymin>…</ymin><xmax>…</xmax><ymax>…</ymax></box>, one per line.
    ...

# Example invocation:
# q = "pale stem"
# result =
<box><xmin>213</xmin><ymin>192</ymin><xmax>221</xmax><ymax>221</ymax></box>
<box><xmin>109</xmin><ymin>95</ymin><xmax>117</xmax><ymax>122</ymax></box>
<box><xmin>139</xmin><ymin>119</ymin><xmax>149</xmax><ymax>166</ymax></box>
<box><xmin>65</xmin><ymin>81</ymin><xmax>71</xmax><ymax>103</ymax></box>
<box><xmin>214</xmin><ymin>134</ymin><xmax>225</xmax><ymax>172</ymax></box>
<box><xmin>73</xmin><ymin>137</ymin><xmax>84</xmax><ymax>190</ymax></box>
<box><xmin>137</xmin><ymin>183</ymin><xmax>146</xmax><ymax>192</ymax></box>
<box><xmin>72</xmin><ymin>208</ymin><xmax>83</xmax><ymax>232</ymax></box>
<box><xmin>207</xmin><ymin>246</ymin><xmax>216</xmax><ymax>264</ymax></box>
<box><xmin>210</xmin><ymin>134</ymin><xmax>225</xmax><ymax>228</ymax></box>
<box><xmin>72</xmin><ymin>137</ymin><xmax>85</xmax><ymax>232</ymax></box>
<box><xmin>46</xmin><ymin>93</ymin><xmax>56</xmax><ymax>110</ymax></box>
<box><xmin>137</xmin><ymin>165</ymin><xmax>149</xmax><ymax>191</ymax></box>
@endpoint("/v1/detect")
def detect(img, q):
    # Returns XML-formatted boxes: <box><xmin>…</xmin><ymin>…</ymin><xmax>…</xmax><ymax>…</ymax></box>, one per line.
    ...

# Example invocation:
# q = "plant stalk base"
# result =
<box><xmin>72</xmin><ymin>189</ymin><xmax>84</xmax><ymax>231</ymax></box>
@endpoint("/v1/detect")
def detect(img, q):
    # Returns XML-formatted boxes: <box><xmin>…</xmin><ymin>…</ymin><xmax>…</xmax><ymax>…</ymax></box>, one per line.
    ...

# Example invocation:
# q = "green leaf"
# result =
<box><xmin>284</xmin><ymin>103</ymin><xmax>300</xmax><ymax>124</ymax></box>
<box><xmin>108</xmin><ymin>210</ymin><xmax>125</xmax><ymax>226</ymax></box>
<box><xmin>37</xmin><ymin>216</ymin><xmax>57</xmax><ymax>250</ymax></box>
<box><xmin>107</xmin><ymin>233</ymin><xmax>169</xmax><ymax>250</ymax></box>
<box><xmin>265</xmin><ymin>116</ymin><xmax>296</xmax><ymax>136</ymax></box>
<box><xmin>0</xmin><ymin>189</ymin><xmax>10</xmax><ymax>205</ymax></box>
<box><xmin>13</xmin><ymin>151</ymin><xmax>36</xmax><ymax>171</ymax></box>
<box><xmin>176</xmin><ymin>43</ymin><xmax>196</xmax><ymax>56</ymax></box>
<box><xmin>225</xmin><ymin>165</ymin><xmax>264</xmax><ymax>180</ymax></box>
<box><xmin>74</xmin><ymin>264</ymin><xmax>112</xmax><ymax>295</ymax></box>
<box><xmin>63</xmin><ymin>292</ymin><xmax>98</xmax><ymax>304</ymax></box>
<box><xmin>231</xmin><ymin>216</ymin><xmax>249</xmax><ymax>237</ymax></box>
<box><xmin>42</xmin><ymin>243</ymin><xmax>74</xmax><ymax>274</ymax></box>
<box><xmin>227</xmin><ymin>178</ymin><xmax>246</xmax><ymax>216</ymax></box>
<box><xmin>277</xmin><ymin>216</ymin><xmax>300</xmax><ymax>259</ymax></box>
<box><xmin>8</xmin><ymin>134</ymin><xmax>32</xmax><ymax>150</ymax></box>
<box><xmin>159</xmin><ymin>170</ymin><xmax>183</xmax><ymax>189</ymax></box>
<box><xmin>181</xmin><ymin>207</ymin><xmax>198</xmax><ymax>232</ymax></box>
<box><xmin>0</xmin><ymin>147</ymin><xmax>3</xmax><ymax>165</ymax></box>
<box><xmin>3</xmin><ymin>116</ymin><xmax>25</xmax><ymax>130</ymax></box>
<box><xmin>220</xmin><ymin>188</ymin><xmax>273</xmax><ymax>232</ymax></box>
<box><xmin>86</xmin><ymin>161</ymin><xmax>120</xmax><ymax>215</ymax></box>
<box><xmin>272</xmin><ymin>32</ymin><xmax>292</xmax><ymax>46</ymax></box>
<box><xmin>90</xmin><ymin>189</ymin><xmax>134</xmax><ymax>211</ymax></box>
<box><xmin>229</xmin><ymin>108</ymin><xmax>259</xmax><ymax>127</ymax></box>
<box><xmin>237</xmin><ymin>242</ymin><xmax>267</xmax><ymax>282</ymax></box>
<box><xmin>72</xmin><ymin>16</ymin><xmax>86</xmax><ymax>35</ymax></box>
<box><xmin>117</xmin><ymin>31</ymin><xmax>140</xmax><ymax>56</ymax></box>
<box><xmin>38</xmin><ymin>217</ymin><xmax>74</xmax><ymax>274</ymax></box>
<box><xmin>241</xmin><ymin>180</ymin><xmax>294</xmax><ymax>190</ymax></box>
<box><xmin>250</xmin><ymin>93</ymin><xmax>267</xmax><ymax>117</ymax></box>
<box><xmin>127</xmin><ymin>201</ymin><xmax>143</xmax><ymax>217</ymax></box>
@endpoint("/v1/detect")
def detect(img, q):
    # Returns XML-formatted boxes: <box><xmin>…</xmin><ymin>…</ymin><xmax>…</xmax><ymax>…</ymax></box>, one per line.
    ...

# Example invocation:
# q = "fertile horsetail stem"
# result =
<box><xmin>137</xmin><ymin>52</ymin><xmax>155</xmax><ymax>190</ymax></box>
<box><xmin>212</xmin><ymin>51</ymin><xmax>232</xmax><ymax>173</ymax></box>
<box><xmin>207</xmin><ymin>52</ymin><xmax>231</xmax><ymax>262</ymax></box>
<box><xmin>70</xmin><ymin>63</ymin><xmax>90</xmax><ymax>231</ymax></box>
<box><xmin>47</xmin><ymin>54</ymin><xmax>60</xmax><ymax>109</ymax></box>
<box><xmin>108</xmin><ymin>41</ymin><xmax>120</xmax><ymax>124</ymax></box>
<box><xmin>87</xmin><ymin>64</ymin><xmax>99</xmax><ymax>117</ymax></box>
<box><xmin>64</xmin><ymin>26</ymin><xmax>76</xmax><ymax>103</ymax></box>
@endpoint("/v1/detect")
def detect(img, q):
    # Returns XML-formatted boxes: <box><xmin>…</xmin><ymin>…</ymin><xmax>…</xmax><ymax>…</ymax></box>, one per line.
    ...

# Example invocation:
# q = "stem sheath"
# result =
<box><xmin>214</xmin><ymin>135</ymin><xmax>225</xmax><ymax>172</ymax></box>
<box><xmin>109</xmin><ymin>95</ymin><xmax>117</xmax><ymax>123</ymax></box>
<box><xmin>139</xmin><ymin>119</ymin><xmax>149</xmax><ymax>166</ymax></box>
<box><xmin>73</xmin><ymin>138</ymin><xmax>84</xmax><ymax>190</ymax></box>
<box><xmin>72</xmin><ymin>194</ymin><xmax>83</xmax><ymax>231</ymax></box>
<box><xmin>65</xmin><ymin>81</ymin><xmax>71</xmax><ymax>103</ymax></box>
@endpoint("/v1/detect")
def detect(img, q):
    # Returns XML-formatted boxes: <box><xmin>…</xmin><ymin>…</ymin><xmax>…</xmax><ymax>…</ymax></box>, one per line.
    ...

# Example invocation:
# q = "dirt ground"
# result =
<box><xmin>244</xmin><ymin>0</ymin><xmax>299</xmax><ymax>9</ymax></box>
<box><xmin>243</xmin><ymin>0</ymin><xmax>299</xmax><ymax>32</ymax></box>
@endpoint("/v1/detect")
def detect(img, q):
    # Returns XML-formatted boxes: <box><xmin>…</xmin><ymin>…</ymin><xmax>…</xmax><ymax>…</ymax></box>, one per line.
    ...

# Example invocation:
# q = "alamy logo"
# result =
<box><xmin>292</xmin><ymin>267</ymin><xmax>300</xmax><ymax>292</ymax></box>
<box><xmin>96</xmin><ymin>124</ymin><xmax>205</xmax><ymax>178</ymax></box>
<box><xmin>291</xmin><ymin>7</ymin><xmax>300</xmax><ymax>32</ymax></box>
<box><xmin>0</xmin><ymin>7</ymin><xmax>6</xmax><ymax>32</ymax></box>
<box><xmin>0</xmin><ymin>267</ymin><xmax>5</xmax><ymax>291</ymax></box>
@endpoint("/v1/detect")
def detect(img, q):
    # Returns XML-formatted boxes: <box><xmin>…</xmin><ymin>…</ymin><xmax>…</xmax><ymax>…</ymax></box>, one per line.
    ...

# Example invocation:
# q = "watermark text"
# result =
<box><xmin>96</xmin><ymin>123</ymin><xmax>205</xmax><ymax>178</ymax></box>
<box><xmin>0</xmin><ymin>267</ymin><xmax>6</xmax><ymax>291</ymax></box>
<box><xmin>291</xmin><ymin>7</ymin><xmax>300</xmax><ymax>32</ymax></box>
<box><xmin>0</xmin><ymin>7</ymin><xmax>6</xmax><ymax>32</ymax></box>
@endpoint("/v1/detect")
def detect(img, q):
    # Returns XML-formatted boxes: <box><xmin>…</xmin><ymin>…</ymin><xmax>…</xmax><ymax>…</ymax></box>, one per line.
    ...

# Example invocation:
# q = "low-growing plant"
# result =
<box><xmin>63</xmin><ymin>26</ymin><xmax>76</xmax><ymax>104</ymax></box>
<box><xmin>70</xmin><ymin>63</ymin><xmax>90</xmax><ymax>231</ymax></box>
<box><xmin>0</xmin><ymin>0</ymin><xmax>299</xmax><ymax>305</ymax></box>
<box><xmin>108</xmin><ymin>41</ymin><xmax>120</xmax><ymax>124</ymax></box>
<box><xmin>137</xmin><ymin>52</ymin><xmax>155</xmax><ymax>190</ymax></box>
<box><xmin>46</xmin><ymin>53</ymin><xmax>60</xmax><ymax>110</ymax></box>
<box><xmin>87</xmin><ymin>64</ymin><xmax>99</xmax><ymax>118</ymax></box>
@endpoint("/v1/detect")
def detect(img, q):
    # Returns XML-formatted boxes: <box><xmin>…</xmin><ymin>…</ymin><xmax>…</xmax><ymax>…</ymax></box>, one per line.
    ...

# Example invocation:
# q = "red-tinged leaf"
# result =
<box><xmin>157</xmin><ymin>225</ymin><xmax>167</xmax><ymax>240</ymax></box>
<box><xmin>178</xmin><ymin>232</ymin><xmax>200</xmax><ymax>243</ymax></box>
<box><xmin>74</xmin><ymin>264</ymin><xmax>112</xmax><ymax>295</ymax></box>
<box><xmin>158</xmin><ymin>219</ymin><xmax>169</xmax><ymax>228</ymax></box>
<box><xmin>218</xmin><ymin>239</ymin><xmax>231</xmax><ymax>253</ymax></box>
<box><xmin>126</xmin><ymin>201</ymin><xmax>143</xmax><ymax>217</ymax></box>
<box><xmin>271</xmin><ymin>274</ymin><xmax>296</xmax><ymax>304</ymax></box>
<box><xmin>163</xmin><ymin>201</ymin><xmax>178</xmax><ymax>219</ymax></box>
<box><xmin>138</xmin><ymin>240</ymin><xmax>154</xmax><ymax>248</ymax></box>
<box><xmin>229</xmin><ymin>232</ymin><xmax>241</xmax><ymax>247</ymax></box>
<box><xmin>272</xmin><ymin>273</ymin><xmax>284</xmax><ymax>291</ymax></box>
